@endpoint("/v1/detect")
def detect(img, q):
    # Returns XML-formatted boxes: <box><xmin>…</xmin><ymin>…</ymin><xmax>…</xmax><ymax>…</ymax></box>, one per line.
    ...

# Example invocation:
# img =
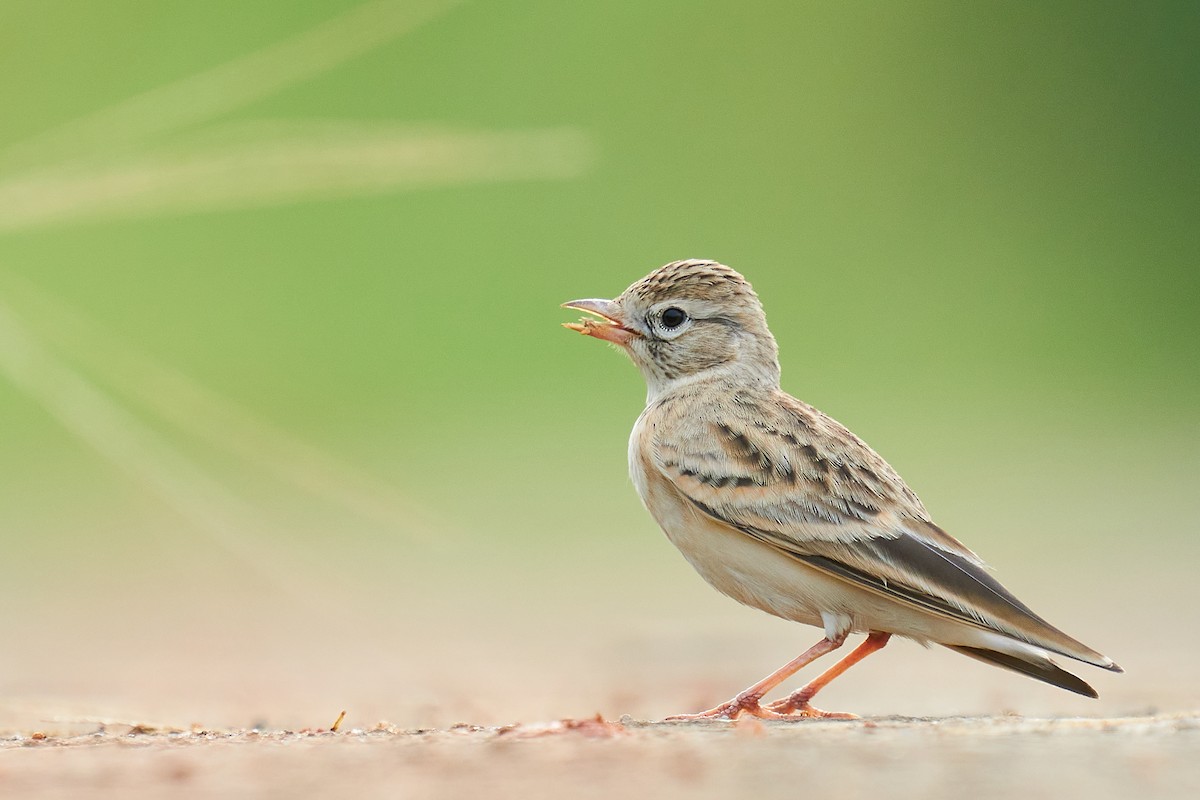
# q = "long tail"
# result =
<box><xmin>944</xmin><ymin>645</ymin><xmax>1098</xmax><ymax>698</ymax></box>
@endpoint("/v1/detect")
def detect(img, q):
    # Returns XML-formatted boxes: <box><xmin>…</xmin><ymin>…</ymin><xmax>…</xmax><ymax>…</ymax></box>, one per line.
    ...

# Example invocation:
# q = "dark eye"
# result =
<box><xmin>661</xmin><ymin>307</ymin><xmax>687</xmax><ymax>329</ymax></box>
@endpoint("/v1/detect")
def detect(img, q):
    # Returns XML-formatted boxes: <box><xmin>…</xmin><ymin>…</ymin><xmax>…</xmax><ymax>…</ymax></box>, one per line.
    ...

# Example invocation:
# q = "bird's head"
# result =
<box><xmin>563</xmin><ymin>259</ymin><xmax>781</xmax><ymax>398</ymax></box>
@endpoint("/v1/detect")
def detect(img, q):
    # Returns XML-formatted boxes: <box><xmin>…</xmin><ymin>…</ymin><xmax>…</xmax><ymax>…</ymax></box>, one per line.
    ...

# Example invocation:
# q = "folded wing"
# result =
<box><xmin>651</xmin><ymin>389</ymin><xmax>1117</xmax><ymax>671</ymax></box>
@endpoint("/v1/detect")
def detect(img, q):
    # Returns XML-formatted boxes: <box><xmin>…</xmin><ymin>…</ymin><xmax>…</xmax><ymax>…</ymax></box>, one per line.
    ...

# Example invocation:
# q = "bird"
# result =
<box><xmin>561</xmin><ymin>259</ymin><xmax>1121</xmax><ymax>720</ymax></box>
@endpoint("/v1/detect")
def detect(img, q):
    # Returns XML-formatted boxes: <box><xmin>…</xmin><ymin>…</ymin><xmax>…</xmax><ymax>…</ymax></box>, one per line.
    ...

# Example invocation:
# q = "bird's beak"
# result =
<box><xmin>561</xmin><ymin>298</ymin><xmax>639</xmax><ymax>346</ymax></box>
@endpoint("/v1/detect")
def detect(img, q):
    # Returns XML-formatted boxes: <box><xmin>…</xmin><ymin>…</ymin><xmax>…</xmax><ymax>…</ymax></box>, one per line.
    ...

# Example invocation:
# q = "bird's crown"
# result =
<box><xmin>624</xmin><ymin>259</ymin><xmax>752</xmax><ymax>300</ymax></box>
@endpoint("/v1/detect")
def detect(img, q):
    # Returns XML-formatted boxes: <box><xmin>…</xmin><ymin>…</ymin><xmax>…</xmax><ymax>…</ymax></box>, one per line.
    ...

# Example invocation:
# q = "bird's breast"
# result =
<box><xmin>628</xmin><ymin>406</ymin><xmax>826</xmax><ymax>628</ymax></box>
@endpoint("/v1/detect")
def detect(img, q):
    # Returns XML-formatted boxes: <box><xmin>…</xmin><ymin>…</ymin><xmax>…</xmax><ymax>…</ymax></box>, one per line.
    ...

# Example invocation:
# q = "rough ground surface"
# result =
<box><xmin>3</xmin><ymin>541</ymin><xmax>1197</xmax><ymax>799</ymax></box>
<box><xmin>3</xmin><ymin>713</ymin><xmax>1198</xmax><ymax>799</ymax></box>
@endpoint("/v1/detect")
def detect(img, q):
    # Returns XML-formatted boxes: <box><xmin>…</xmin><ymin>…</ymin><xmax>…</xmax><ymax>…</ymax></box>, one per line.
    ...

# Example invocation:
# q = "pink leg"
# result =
<box><xmin>665</xmin><ymin>634</ymin><xmax>846</xmax><ymax>721</ymax></box>
<box><xmin>765</xmin><ymin>631</ymin><xmax>891</xmax><ymax>718</ymax></box>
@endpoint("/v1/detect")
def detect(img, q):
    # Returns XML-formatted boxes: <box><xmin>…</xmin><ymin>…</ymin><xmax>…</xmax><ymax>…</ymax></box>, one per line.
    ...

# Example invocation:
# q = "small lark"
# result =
<box><xmin>563</xmin><ymin>259</ymin><xmax>1121</xmax><ymax>719</ymax></box>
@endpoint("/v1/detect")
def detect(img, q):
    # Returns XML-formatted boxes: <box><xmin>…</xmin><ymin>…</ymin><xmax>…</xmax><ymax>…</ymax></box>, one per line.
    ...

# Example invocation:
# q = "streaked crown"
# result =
<box><xmin>623</xmin><ymin>259</ymin><xmax>761</xmax><ymax>307</ymax></box>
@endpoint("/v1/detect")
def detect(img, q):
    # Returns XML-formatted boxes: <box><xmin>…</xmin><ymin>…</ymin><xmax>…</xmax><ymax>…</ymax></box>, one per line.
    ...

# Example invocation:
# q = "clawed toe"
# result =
<box><xmin>665</xmin><ymin>696</ymin><xmax>792</xmax><ymax>721</ymax></box>
<box><xmin>664</xmin><ymin>709</ymin><xmax>736</xmax><ymax>721</ymax></box>
<box><xmin>763</xmin><ymin>699</ymin><xmax>857</xmax><ymax>719</ymax></box>
<box><xmin>666</xmin><ymin>700</ymin><xmax>855</xmax><ymax>721</ymax></box>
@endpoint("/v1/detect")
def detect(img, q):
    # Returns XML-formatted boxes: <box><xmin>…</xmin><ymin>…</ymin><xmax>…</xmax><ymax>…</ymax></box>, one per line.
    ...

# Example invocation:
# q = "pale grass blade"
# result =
<box><xmin>0</xmin><ymin>0</ymin><xmax>464</xmax><ymax>172</ymax></box>
<box><xmin>0</xmin><ymin>124</ymin><xmax>593</xmax><ymax>231</ymax></box>
<box><xmin>0</xmin><ymin>298</ymin><xmax>335</xmax><ymax>600</ymax></box>
<box><xmin>0</xmin><ymin>272</ymin><xmax>453</xmax><ymax>545</ymax></box>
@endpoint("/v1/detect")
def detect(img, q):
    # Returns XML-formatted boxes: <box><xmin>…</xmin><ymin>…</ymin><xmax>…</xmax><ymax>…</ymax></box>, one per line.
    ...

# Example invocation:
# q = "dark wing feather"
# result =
<box><xmin>945</xmin><ymin>646</ymin><xmax>1098</xmax><ymax>697</ymax></box>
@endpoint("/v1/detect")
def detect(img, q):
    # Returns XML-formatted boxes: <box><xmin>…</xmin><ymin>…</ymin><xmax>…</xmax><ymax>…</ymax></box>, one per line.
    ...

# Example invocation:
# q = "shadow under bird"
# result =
<box><xmin>562</xmin><ymin>259</ymin><xmax>1121</xmax><ymax>719</ymax></box>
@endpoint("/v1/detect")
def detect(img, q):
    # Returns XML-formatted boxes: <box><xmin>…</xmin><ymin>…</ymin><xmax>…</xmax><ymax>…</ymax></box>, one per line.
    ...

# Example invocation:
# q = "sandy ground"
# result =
<box><xmin>3</xmin><ymin>713</ymin><xmax>1198</xmax><ymax>800</ymax></box>
<box><xmin>3</xmin><ymin>532</ymin><xmax>1198</xmax><ymax>799</ymax></box>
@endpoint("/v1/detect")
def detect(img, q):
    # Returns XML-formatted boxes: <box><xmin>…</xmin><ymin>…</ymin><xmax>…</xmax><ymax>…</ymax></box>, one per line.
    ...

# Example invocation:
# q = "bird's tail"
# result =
<box><xmin>943</xmin><ymin>644</ymin><xmax>1098</xmax><ymax>698</ymax></box>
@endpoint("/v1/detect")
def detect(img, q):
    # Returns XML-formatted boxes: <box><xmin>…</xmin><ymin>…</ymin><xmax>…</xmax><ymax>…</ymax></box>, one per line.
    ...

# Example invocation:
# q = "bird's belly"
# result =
<box><xmin>662</xmin><ymin>506</ymin><xmax>832</xmax><ymax>629</ymax></box>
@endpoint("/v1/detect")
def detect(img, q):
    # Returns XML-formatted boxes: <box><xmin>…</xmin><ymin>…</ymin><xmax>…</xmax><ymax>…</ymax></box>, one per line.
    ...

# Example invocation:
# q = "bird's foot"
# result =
<box><xmin>665</xmin><ymin>691</ymin><xmax>793</xmax><ymax>721</ymax></box>
<box><xmin>763</xmin><ymin>694</ymin><xmax>857</xmax><ymax>720</ymax></box>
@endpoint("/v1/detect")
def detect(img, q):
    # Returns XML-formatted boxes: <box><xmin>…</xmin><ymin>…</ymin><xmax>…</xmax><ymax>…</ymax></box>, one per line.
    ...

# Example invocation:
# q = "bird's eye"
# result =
<box><xmin>661</xmin><ymin>307</ymin><xmax>688</xmax><ymax>329</ymax></box>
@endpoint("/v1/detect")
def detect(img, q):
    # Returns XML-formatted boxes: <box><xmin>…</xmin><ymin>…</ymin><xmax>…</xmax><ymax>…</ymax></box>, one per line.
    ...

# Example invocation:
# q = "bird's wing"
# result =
<box><xmin>648</xmin><ymin>389</ymin><xmax>1113</xmax><ymax>668</ymax></box>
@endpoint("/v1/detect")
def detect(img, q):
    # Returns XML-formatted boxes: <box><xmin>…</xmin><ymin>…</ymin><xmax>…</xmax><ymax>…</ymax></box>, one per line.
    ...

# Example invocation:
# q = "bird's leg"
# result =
<box><xmin>665</xmin><ymin>634</ymin><xmax>846</xmax><ymax>721</ymax></box>
<box><xmin>765</xmin><ymin>631</ymin><xmax>891</xmax><ymax>718</ymax></box>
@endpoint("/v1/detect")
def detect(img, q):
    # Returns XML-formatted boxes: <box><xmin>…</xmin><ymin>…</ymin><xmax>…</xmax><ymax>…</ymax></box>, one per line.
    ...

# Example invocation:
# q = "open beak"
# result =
<box><xmin>561</xmin><ymin>298</ymin><xmax>638</xmax><ymax>346</ymax></box>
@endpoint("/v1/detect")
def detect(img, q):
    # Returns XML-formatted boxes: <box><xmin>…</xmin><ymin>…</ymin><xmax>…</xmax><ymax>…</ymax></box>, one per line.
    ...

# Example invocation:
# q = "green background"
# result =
<box><xmin>0</xmin><ymin>1</ymin><xmax>1196</xmax><ymax>723</ymax></box>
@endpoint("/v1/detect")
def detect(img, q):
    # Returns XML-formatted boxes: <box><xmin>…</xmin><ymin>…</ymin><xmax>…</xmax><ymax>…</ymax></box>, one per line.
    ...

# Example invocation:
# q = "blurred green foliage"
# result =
<box><xmin>0</xmin><ymin>0</ymin><xmax>1196</xmax><ymax>581</ymax></box>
